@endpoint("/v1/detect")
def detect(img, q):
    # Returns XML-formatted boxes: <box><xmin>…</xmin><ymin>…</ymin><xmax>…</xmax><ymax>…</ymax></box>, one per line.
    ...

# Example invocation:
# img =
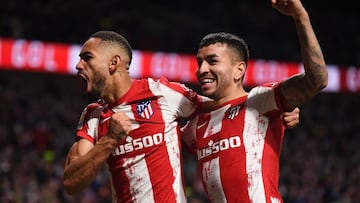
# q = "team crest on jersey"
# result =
<box><xmin>227</xmin><ymin>104</ymin><xmax>242</xmax><ymax>120</ymax></box>
<box><xmin>136</xmin><ymin>100</ymin><xmax>154</xmax><ymax>119</ymax></box>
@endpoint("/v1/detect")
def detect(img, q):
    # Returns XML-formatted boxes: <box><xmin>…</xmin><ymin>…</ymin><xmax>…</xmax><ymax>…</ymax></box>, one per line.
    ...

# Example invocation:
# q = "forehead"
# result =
<box><xmin>80</xmin><ymin>37</ymin><xmax>102</xmax><ymax>53</ymax></box>
<box><xmin>197</xmin><ymin>43</ymin><xmax>230</xmax><ymax>58</ymax></box>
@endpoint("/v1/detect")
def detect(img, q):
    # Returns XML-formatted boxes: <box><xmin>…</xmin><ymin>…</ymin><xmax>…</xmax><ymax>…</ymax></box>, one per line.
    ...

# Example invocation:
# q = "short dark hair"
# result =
<box><xmin>199</xmin><ymin>32</ymin><xmax>249</xmax><ymax>65</ymax></box>
<box><xmin>91</xmin><ymin>31</ymin><xmax>133</xmax><ymax>65</ymax></box>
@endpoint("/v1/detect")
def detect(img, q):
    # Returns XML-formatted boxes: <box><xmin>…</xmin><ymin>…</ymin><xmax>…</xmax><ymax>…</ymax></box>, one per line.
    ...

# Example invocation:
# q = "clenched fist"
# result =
<box><xmin>107</xmin><ymin>112</ymin><xmax>132</xmax><ymax>141</ymax></box>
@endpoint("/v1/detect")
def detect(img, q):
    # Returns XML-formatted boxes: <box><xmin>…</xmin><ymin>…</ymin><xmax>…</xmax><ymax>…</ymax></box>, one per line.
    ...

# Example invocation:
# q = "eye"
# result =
<box><xmin>82</xmin><ymin>55</ymin><xmax>91</xmax><ymax>61</ymax></box>
<box><xmin>79</xmin><ymin>52</ymin><xmax>92</xmax><ymax>62</ymax></box>
<box><xmin>207</xmin><ymin>59</ymin><xmax>217</xmax><ymax>65</ymax></box>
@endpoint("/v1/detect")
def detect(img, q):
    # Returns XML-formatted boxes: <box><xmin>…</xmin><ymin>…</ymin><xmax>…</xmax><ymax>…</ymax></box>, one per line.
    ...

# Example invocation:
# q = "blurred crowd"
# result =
<box><xmin>0</xmin><ymin>1</ymin><xmax>359</xmax><ymax>202</ymax></box>
<box><xmin>0</xmin><ymin>70</ymin><xmax>359</xmax><ymax>203</ymax></box>
<box><xmin>0</xmin><ymin>0</ymin><xmax>359</xmax><ymax>67</ymax></box>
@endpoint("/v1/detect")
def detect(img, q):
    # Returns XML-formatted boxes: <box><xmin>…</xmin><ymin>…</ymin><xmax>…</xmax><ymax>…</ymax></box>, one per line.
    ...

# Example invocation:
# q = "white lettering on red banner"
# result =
<box><xmin>11</xmin><ymin>40</ymin><xmax>58</xmax><ymax>71</ymax></box>
<box><xmin>0</xmin><ymin>38</ymin><xmax>359</xmax><ymax>93</ymax></box>
<box><xmin>150</xmin><ymin>52</ymin><xmax>193</xmax><ymax>82</ymax></box>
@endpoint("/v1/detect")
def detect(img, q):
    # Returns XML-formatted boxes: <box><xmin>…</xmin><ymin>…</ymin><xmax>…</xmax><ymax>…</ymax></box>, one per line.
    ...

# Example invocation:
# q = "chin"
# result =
<box><xmin>201</xmin><ymin>90</ymin><xmax>213</xmax><ymax>98</ymax></box>
<box><xmin>87</xmin><ymin>90</ymin><xmax>101</xmax><ymax>100</ymax></box>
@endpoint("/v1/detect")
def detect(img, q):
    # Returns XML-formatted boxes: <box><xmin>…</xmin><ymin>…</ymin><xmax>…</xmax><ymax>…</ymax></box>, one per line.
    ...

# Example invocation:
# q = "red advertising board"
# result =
<box><xmin>0</xmin><ymin>38</ymin><xmax>359</xmax><ymax>93</ymax></box>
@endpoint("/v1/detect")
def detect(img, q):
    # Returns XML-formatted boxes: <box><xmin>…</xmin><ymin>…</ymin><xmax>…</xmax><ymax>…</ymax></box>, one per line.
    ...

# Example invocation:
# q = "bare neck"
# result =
<box><xmin>102</xmin><ymin>76</ymin><xmax>133</xmax><ymax>104</ymax></box>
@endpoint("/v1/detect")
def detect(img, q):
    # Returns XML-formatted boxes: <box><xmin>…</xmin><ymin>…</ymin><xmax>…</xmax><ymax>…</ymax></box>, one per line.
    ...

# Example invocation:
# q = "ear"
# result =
<box><xmin>234</xmin><ymin>61</ymin><xmax>246</xmax><ymax>81</ymax></box>
<box><xmin>109</xmin><ymin>55</ymin><xmax>121</xmax><ymax>73</ymax></box>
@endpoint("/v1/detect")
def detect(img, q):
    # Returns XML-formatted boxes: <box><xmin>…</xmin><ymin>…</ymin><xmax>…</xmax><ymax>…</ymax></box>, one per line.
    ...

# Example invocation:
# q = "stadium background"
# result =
<box><xmin>0</xmin><ymin>0</ymin><xmax>359</xmax><ymax>202</ymax></box>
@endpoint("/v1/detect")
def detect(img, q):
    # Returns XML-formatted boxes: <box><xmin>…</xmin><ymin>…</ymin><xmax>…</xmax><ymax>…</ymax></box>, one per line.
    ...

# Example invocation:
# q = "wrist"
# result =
<box><xmin>107</xmin><ymin>131</ymin><xmax>126</xmax><ymax>142</ymax></box>
<box><xmin>292</xmin><ymin>9</ymin><xmax>309</xmax><ymax>21</ymax></box>
<box><xmin>116</xmin><ymin>132</ymin><xmax>126</xmax><ymax>141</ymax></box>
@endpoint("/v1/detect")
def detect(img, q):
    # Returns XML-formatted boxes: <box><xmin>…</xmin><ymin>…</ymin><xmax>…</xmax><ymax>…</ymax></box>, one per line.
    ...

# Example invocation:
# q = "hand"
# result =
<box><xmin>271</xmin><ymin>0</ymin><xmax>307</xmax><ymax>18</ymax></box>
<box><xmin>107</xmin><ymin>112</ymin><xmax>131</xmax><ymax>141</ymax></box>
<box><xmin>282</xmin><ymin>107</ymin><xmax>300</xmax><ymax>128</ymax></box>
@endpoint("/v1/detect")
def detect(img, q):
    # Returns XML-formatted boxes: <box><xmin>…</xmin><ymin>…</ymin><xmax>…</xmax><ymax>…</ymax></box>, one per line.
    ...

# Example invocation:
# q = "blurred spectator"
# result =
<box><xmin>0</xmin><ymin>2</ymin><xmax>357</xmax><ymax>202</ymax></box>
<box><xmin>1</xmin><ymin>69</ymin><xmax>359</xmax><ymax>202</ymax></box>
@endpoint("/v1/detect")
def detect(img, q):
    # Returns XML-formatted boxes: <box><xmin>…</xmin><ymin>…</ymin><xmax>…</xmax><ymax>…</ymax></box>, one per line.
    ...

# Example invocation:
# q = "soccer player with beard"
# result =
<box><xmin>63</xmin><ymin>30</ymin><xmax>300</xmax><ymax>202</ymax></box>
<box><xmin>63</xmin><ymin>30</ymin><xmax>205</xmax><ymax>202</ymax></box>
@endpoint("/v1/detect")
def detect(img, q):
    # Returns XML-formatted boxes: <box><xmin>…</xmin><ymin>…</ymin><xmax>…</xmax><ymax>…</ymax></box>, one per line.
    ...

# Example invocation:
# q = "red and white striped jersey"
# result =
<box><xmin>182</xmin><ymin>83</ymin><xmax>286</xmax><ymax>203</ymax></box>
<box><xmin>76</xmin><ymin>77</ymin><xmax>203</xmax><ymax>203</ymax></box>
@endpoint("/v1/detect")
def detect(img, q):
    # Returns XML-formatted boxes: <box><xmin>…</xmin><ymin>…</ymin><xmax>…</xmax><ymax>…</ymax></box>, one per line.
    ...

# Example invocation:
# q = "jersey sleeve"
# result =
<box><xmin>156</xmin><ymin>77</ymin><xmax>204</xmax><ymax>118</ymax></box>
<box><xmin>247</xmin><ymin>82</ymin><xmax>284</xmax><ymax>115</ymax></box>
<box><xmin>76</xmin><ymin>102</ymin><xmax>102</xmax><ymax>144</ymax></box>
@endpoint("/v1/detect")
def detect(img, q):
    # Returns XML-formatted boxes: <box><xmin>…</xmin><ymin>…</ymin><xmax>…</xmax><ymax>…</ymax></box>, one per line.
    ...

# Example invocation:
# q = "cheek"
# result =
<box><xmin>195</xmin><ymin>69</ymin><xmax>201</xmax><ymax>79</ymax></box>
<box><xmin>93</xmin><ymin>69</ymin><xmax>106</xmax><ymax>83</ymax></box>
<box><xmin>90</xmin><ymin>63</ymin><xmax>107</xmax><ymax>76</ymax></box>
<box><xmin>217</xmin><ymin>71</ymin><xmax>233</xmax><ymax>85</ymax></box>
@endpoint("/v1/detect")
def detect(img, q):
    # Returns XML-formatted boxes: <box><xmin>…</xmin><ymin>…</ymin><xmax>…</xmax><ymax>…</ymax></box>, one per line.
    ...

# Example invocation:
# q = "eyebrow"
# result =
<box><xmin>197</xmin><ymin>53</ymin><xmax>218</xmax><ymax>60</ymax></box>
<box><xmin>203</xmin><ymin>54</ymin><xmax>219</xmax><ymax>61</ymax></box>
<box><xmin>206</xmin><ymin>54</ymin><xmax>218</xmax><ymax>58</ymax></box>
<box><xmin>79</xmin><ymin>51</ymin><xmax>92</xmax><ymax>58</ymax></box>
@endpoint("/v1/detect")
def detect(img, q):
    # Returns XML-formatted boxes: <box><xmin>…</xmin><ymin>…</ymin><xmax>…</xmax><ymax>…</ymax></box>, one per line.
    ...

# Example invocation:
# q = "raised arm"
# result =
<box><xmin>63</xmin><ymin>112</ymin><xmax>131</xmax><ymax>194</ymax></box>
<box><xmin>272</xmin><ymin>0</ymin><xmax>328</xmax><ymax>110</ymax></box>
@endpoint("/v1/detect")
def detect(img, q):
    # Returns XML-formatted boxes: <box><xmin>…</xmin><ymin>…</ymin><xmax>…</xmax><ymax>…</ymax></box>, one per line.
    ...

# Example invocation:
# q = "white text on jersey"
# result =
<box><xmin>197</xmin><ymin>136</ymin><xmax>241</xmax><ymax>160</ymax></box>
<box><xmin>112</xmin><ymin>133</ymin><xmax>163</xmax><ymax>155</ymax></box>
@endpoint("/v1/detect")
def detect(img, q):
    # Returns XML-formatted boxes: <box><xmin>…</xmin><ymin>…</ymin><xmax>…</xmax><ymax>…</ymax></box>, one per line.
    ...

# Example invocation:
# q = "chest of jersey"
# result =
<box><xmin>195</xmin><ymin>103</ymin><xmax>246</xmax><ymax>161</ymax></box>
<box><xmin>98</xmin><ymin>98</ymin><xmax>170</xmax><ymax>158</ymax></box>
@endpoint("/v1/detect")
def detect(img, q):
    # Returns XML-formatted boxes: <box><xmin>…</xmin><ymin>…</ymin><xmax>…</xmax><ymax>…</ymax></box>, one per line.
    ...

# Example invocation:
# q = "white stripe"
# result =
<box><xmin>87</xmin><ymin>117</ymin><xmax>99</xmax><ymax>141</ymax></box>
<box><xmin>202</xmin><ymin>158</ymin><xmax>226</xmax><ymax>202</ymax></box>
<box><xmin>148</xmin><ymin>78</ymin><xmax>197</xmax><ymax>118</ymax></box>
<box><xmin>164</xmin><ymin>128</ymin><xmax>186</xmax><ymax>202</ymax></box>
<box><xmin>242</xmin><ymin>85</ymin><xmax>277</xmax><ymax>202</ymax></box>
<box><xmin>148</xmin><ymin>79</ymin><xmax>187</xmax><ymax>202</ymax></box>
<box><xmin>204</xmin><ymin>105</ymin><xmax>228</xmax><ymax>138</ymax></box>
<box><xmin>123</xmin><ymin>154</ymin><xmax>155</xmax><ymax>203</ymax></box>
<box><xmin>87</xmin><ymin>106</ymin><xmax>104</xmax><ymax>141</ymax></box>
<box><xmin>243</xmin><ymin>107</ymin><xmax>268</xmax><ymax>203</ymax></box>
<box><xmin>148</xmin><ymin>104</ymin><xmax>154</xmax><ymax>116</ymax></box>
<box><xmin>144</xmin><ymin>108</ymin><xmax>149</xmax><ymax>118</ymax></box>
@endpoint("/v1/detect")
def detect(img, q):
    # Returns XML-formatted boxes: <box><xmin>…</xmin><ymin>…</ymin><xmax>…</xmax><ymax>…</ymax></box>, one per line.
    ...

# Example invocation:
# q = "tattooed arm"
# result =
<box><xmin>271</xmin><ymin>0</ymin><xmax>328</xmax><ymax>111</ymax></box>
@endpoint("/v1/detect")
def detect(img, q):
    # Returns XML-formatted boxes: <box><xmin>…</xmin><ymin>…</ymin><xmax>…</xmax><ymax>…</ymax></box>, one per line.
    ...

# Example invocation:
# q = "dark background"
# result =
<box><xmin>0</xmin><ymin>1</ymin><xmax>359</xmax><ymax>202</ymax></box>
<box><xmin>1</xmin><ymin>0</ymin><xmax>359</xmax><ymax>66</ymax></box>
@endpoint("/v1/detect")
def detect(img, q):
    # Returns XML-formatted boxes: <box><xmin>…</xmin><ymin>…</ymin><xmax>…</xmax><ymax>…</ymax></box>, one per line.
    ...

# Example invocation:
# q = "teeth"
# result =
<box><xmin>202</xmin><ymin>79</ymin><xmax>214</xmax><ymax>84</ymax></box>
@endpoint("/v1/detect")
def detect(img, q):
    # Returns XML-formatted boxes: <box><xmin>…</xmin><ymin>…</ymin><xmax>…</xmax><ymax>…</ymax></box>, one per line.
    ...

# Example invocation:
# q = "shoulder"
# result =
<box><xmin>147</xmin><ymin>76</ymin><xmax>197</xmax><ymax>96</ymax></box>
<box><xmin>254</xmin><ymin>82</ymin><xmax>280</xmax><ymax>90</ymax></box>
<box><xmin>246</xmin><ymin>82</ymin><xmax>283</xmax><ymax>113</ymax></box>
<box><xmin>249</xmin><ymin>82</ymin><xmax>280</xmax><ymax>96</ymax></box>
<box><xmin>147</xmin><ymin>76</ymin><xmax>180</xmax><ymax>87</ymax></box>
<box><xmin>78</xmin><ymin>100</ymin><xmax>105</xmax><ymax>122</ymax></box>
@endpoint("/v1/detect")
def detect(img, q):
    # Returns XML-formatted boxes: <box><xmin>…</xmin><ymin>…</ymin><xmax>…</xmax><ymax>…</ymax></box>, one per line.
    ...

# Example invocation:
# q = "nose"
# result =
<box><xmin>75</xmin><ymin>60</ymin><xmax>83</xmax><ymax>71</ymax></box>
<box><xmin>197</xmin><ymin>61</ymin><xmax>210</xmax><ymax>76</ymax></box>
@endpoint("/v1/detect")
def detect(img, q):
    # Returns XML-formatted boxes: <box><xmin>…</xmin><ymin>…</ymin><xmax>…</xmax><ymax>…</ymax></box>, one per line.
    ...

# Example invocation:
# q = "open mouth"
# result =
<box><xmin>77</xmin><ymin>72</ymin><xmax>88</xmax><ymax>92</ymax></box>
<box><xmin>200</xmin><ymin>78</ymin><xmax>215</xmax><ymax>84</ymax></box>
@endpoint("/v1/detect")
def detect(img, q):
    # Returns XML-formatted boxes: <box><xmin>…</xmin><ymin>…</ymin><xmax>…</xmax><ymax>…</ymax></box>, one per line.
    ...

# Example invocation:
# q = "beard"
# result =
<box><xmin>86</xmin><ymin>89</ymin><xmax>100</xmax><ymax>101</ymax></box>
<box><xmin>88</xmin><ymin>74</ymin><xmax>106</xmax><ymax>100</ymax></box>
